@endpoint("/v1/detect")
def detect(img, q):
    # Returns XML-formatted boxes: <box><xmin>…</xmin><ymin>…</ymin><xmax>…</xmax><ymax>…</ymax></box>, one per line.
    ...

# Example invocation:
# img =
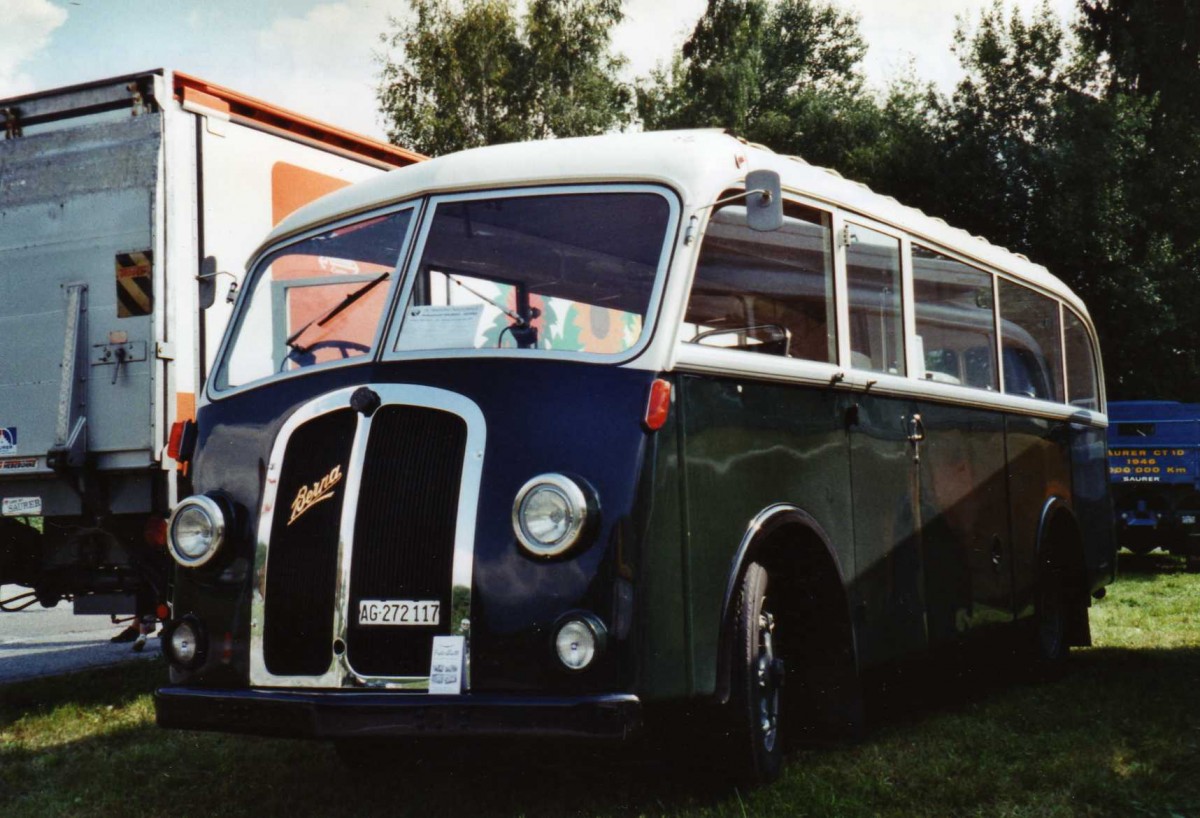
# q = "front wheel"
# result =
<box><xmin>729</xmin><ymin>562</ymin><xmax>785</xmax><ymax>785</ymax></box>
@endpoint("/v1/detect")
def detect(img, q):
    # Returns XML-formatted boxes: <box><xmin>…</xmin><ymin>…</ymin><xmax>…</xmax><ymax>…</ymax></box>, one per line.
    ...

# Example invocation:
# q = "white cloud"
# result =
<box><xmin>849</xmin><ymin>0</ymin><xmax>1079</xmax><ymax>92</ymax></box>
<box><xmin>0</xmin><ymin>0</ymin><xmax>67</xmax><ymax>97</ymax></box>
<box><xmin>251</xmin><ymin>2</ymin><xmax>395</xmax><ymax>139</ymax></box>
<box><xmin>612</xmin><ymin>0</ymin><xmax>706</xmax><ymax>80</ymax></box>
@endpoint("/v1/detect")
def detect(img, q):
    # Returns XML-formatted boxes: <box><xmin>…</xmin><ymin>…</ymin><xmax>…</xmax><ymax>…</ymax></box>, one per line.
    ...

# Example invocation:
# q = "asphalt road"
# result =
<box><xmin>0</xmin><ymin>584</ymin><xmax>160</xmax><ymax>685</ymax></box>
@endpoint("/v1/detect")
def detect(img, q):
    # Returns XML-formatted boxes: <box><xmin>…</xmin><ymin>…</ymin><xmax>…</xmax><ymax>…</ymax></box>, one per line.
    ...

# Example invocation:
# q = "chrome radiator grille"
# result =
<box><xmin>252</xmin><ymin>385</ymin><xmax>483</xmax><ymax>689</ymax></box>
<box><xmin>262</xmin><ymin>408</ymin><xmax>357</xmax><ymax>676</ymax></box>
<box><xmin>345</xmin><ymin>405</ymin><xmax>467</xmax><ymax>677</ymax></box>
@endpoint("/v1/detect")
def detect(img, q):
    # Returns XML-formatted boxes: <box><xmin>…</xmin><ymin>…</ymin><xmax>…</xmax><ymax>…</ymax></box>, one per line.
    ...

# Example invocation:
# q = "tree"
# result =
<box><xmin>636</xmin><ymin>0</ymin><xmax>868</xmax><ymax>152</ymax></box>
<box><xmin>377</xmin><ymin>0</ymin><xmax>630</xmax><ymax>156</ymax></box>
<box><xmin>1069</xmin><ymin>0</ymin><xmax>1200</xmax><ymax>399</ymax></box>
<box><xmin>931</xmin><ymin>1</ymin><xmax>1071</xmax><ymax>251</ymax></box>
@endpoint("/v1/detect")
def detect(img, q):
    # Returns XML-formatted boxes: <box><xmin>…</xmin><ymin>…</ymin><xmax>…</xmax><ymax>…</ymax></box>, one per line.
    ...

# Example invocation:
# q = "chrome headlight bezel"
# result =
<box><xmin>553</xmin><ymin>613</ymin><xmax>608</xmax><ymax>672</ymax></box>
<box><xmin>512</xmin><ymin>474</ymin><xmax>592</xmax><ymax>558</ymax></box>
<box><xmin>167</xmin><ymin>495</ymin><xmax>226</xmax><ymax>568</ymax></box>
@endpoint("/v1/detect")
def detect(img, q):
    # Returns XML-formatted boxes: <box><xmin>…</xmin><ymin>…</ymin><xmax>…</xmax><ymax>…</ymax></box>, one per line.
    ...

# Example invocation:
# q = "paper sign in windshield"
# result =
<box><xmin>395</xmin><ymin>305</ymin><xmax>483</xmax><ymax>351</ymax></box>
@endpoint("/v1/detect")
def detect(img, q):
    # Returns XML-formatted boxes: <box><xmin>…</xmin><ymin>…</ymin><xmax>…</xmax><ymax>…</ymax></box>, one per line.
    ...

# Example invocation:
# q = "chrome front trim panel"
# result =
<box><xmin>249</xmin><ymin>384</ymin><xmax>485</xmax><ymax>690</ymax></box>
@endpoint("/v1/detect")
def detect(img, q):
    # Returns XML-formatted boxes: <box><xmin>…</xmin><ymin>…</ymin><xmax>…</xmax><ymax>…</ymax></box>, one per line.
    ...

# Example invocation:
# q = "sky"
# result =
<box><xmin>2</xmin><ymin>0</ymin><xmax>1078</xmax><ymax>142</ymax></box>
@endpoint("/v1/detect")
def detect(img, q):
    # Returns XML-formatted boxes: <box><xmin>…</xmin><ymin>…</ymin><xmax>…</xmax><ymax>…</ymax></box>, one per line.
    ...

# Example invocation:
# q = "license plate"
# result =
<box><xmin>357</xmin><ymin>599</ymin><xmax>441</xmax><ymax>626</ymax></box>
<box><xmin>1184</xmin><ymin>515</ymin><xmax>1197</xmax><ymax>525</ymax></box>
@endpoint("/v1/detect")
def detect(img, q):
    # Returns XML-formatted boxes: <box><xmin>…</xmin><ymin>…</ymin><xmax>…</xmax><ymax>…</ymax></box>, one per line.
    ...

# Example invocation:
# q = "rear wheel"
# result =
<box><xmin>729</xmin><ymin>562</ymin><xmax>785</xmax><ymax>785</ymax></box>
<box><xmin>1030</xmin><ymin>553</ymin><xmax>1087</xmax><ymax>677</ymax></box>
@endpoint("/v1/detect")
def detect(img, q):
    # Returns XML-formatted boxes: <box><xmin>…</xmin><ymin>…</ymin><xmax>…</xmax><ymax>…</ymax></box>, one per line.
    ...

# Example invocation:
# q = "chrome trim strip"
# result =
<box><xmin>249</xmin><ymin>384</ymin><xmax>485</xmax><ymax>691</ymax></box>
<box><xmin>673</xmin><ymin>343</ymin><xmax>1108</xmax><ymax>428</ymax></box>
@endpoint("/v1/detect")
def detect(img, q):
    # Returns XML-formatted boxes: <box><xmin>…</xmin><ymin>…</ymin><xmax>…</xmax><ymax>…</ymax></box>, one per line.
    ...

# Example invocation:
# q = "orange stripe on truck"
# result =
<box><xmin>272</xmin><ymin>162</ymin><xmax>352</xmax><ymax>226</ymax></box>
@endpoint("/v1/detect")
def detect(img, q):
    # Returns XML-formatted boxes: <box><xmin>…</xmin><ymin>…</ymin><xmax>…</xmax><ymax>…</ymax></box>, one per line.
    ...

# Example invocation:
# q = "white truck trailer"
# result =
<box><xmin>0</xmin><ymin>69</ymin><xmax>422</xmax><ymax>615</ymax></box>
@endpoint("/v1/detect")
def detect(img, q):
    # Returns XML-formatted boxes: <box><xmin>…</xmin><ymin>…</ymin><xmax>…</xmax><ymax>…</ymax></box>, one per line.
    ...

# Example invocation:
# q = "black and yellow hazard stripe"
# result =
<box><xmin>115</xmin><ymin>250</ymin><xmax>153</xmax><ymax>317</ymax></box>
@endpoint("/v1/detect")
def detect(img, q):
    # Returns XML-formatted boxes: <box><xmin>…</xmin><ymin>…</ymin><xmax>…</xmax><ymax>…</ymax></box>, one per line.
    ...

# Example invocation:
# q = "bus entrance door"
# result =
<box><xmin>916</xmin><ymin>404</ymin><xmax>1013</xmax><ymax>641</ymax></box>
<box><xmin>848</xmin><ymin>395</ymin><xmax>928</xmax><ymax>665</ymax></box>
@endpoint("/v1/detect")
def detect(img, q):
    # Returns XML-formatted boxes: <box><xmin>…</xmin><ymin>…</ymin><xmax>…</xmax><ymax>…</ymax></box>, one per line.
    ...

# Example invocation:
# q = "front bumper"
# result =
<box><xmin>155</xmin><ymin>687</ymin><xmax>641</xmax><ymax>740</ymax></box>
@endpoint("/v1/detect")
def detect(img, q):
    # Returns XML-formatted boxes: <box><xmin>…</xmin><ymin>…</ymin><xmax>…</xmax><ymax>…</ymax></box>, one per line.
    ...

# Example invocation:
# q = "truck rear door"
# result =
<box><xmin>0</xmin><ymin>100</ymin><xmax>161</xmax><ymax>512</ymax></box>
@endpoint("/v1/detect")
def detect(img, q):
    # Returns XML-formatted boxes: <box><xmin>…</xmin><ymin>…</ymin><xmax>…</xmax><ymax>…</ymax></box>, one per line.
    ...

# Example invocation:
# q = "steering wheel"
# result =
<box><xmin>303</xmin><ymin>339</ymin><xmax>371</xmax><ymax>359</ymax></box>
<box><xmin>282</xmin><ymin>339</ymin><xmax>371</xmax><ymax>371</ymax></box>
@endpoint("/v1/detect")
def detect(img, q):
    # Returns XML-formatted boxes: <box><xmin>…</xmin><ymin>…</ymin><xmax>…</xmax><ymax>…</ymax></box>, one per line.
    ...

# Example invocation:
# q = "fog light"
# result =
<box><xmin>554</xmin><ymin>615</ymin><xmax>606</xmax><ymax>671</ymax></box>
<box><xmin>164</xmin><ymin>616</ymin><xmax>206</xmax><ymax>670</ymax></box>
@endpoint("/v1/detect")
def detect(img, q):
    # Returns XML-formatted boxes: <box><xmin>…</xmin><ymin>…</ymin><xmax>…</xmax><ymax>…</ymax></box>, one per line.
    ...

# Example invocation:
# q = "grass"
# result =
<box><xmin>2</xmin><ymin>553</ymin><xmax>1199</xmax><ymax>818</ymax></box>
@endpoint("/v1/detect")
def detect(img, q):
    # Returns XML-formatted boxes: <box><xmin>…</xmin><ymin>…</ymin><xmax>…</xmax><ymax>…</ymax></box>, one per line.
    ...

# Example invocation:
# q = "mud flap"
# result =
<box><xmin>0</xmin><ymin>517</ymin><xmax>42</xmax><ymax>587</ymax></box>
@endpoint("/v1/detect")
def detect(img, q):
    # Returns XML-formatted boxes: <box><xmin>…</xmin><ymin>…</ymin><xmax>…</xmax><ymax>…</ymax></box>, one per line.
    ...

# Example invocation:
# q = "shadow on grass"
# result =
<box><xmin>1119</xmin><ymin>549</ymin><xmax>1193</xmax><ymax>574</ymax></box>
<box><xmin>4</xmin><ymin>641</ymin><xmax>1200</xmax><ymax>817</ymax></box>
<box><xmin>6</xmin><ymin>578</ymin><xmax>1200</xmax><ymax>818</ymax></box>
<box><xmin>0</xmin><ymin>658</ymin><xmax>164</xmax><ymax>730</ymax></box>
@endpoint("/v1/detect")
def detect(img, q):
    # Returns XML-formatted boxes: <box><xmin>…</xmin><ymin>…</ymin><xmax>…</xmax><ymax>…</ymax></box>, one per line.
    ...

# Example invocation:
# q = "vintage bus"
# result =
<box><xmin>154</xmin><ymin>130</ymin><xmax>1115</xmax><ymax>783</ymax></box>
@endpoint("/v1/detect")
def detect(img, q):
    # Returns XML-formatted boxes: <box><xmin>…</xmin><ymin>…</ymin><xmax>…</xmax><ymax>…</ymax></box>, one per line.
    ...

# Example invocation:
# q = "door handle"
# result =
<box><xmin>907</xmin><ymin>413</ymin><xmax>925</xmax><ymax>443</ymax></box>
<box><xmin>906</xmin><ymin>413</ymin><xmax>924</xmax><ymax>464</ymax></box>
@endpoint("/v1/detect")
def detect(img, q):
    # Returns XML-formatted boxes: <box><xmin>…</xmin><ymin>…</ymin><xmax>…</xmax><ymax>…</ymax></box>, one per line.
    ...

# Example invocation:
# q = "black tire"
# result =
<box><xmin>729</xmin><ymin>562</ymin><xmax>785</xmax><ymax>785</ymax></box>
<box><xmin>1186</xmin><ymin>555</ymin><xmax>1200</xmax><ymax>574</ymax></box>
<box><xmin>1030</xmin><ymin>560</ymin><xmax>1073</xmax><ymax>675</ymax></box>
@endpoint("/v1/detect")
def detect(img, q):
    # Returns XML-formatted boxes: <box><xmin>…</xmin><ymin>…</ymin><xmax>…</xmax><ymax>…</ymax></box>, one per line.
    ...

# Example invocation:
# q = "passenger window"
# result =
<box><xmin>998</xmin><ymin>280</ymin><xmax>1063</xmax><ymax>402</ymax></box>
<box><xmin>846</xmin><ymin>224</ymin><xmax>904</xmax><ymax>375</ymax></box>
<box><xmin>1064</xmin><ymin>308</ymin><xmax>1099</xmax><ymax>410</ymax></box>
<box><xmin>912</xmin><ymin>244</ymin><xmax>997</xmax><ymax>390</ymax></box>
<box><xmin>683</xmin><ymin>202</ymin><xmax>836</xmax><ymax>362</ymax></box>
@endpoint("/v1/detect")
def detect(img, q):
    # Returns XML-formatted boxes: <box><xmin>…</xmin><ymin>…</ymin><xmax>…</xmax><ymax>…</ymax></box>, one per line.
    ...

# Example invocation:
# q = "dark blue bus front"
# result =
<box><xmin>154</xmin><ymin>183</ymin><xmax>682</xmax><ymax>739</ymax></box>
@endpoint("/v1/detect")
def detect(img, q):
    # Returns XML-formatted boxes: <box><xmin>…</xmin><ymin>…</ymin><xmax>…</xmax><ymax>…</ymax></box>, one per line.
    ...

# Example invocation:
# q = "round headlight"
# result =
<box><xmin>167</xmin><ymin>496</ymin><xmax>226</xmax><ymax>567</ymax></box>
<box><xmin>554</xmin><ymin>615</ymin><xmax>606</xmax><ymax>671</ymax></box>
<box><xmin>512</xmin><ymin>474</ymin><xmax>591</xmax><ymax>557</ymax></box>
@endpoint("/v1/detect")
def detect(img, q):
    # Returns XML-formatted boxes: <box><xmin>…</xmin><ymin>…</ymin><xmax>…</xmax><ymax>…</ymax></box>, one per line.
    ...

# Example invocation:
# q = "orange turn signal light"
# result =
<box><xmin>644</xmin><ymin>378</ymin><xmax>672</xmax><ymax>431</ymax></box>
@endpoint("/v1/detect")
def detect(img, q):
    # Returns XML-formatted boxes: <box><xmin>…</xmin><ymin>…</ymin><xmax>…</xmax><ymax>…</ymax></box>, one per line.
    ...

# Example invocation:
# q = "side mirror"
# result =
<box><xmin>745</xmin><ymin>169</ymin><xmax>783</xmax><ymax>232</ymax></box>
<box><xmin>197</xmin><ymin>257</ymin><xmax>239</xmax><ymax>309</ymax></box>
<box><xmin>197</xmin><ymin>256</ymin><xmax>218</xmax><ymax>310</ymax></box>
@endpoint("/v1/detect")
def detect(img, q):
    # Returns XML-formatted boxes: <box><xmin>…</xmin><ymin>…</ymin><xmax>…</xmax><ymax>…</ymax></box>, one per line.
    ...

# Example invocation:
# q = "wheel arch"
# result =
<box><xmin>714</xmin><ymin>503</ymin><xmax>856</xmax><ymax>704</ymax></box>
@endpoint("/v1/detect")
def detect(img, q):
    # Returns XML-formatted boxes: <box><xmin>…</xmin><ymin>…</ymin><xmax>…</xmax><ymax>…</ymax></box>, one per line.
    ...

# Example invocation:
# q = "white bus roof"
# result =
<box><xmin>263</xmin><ymin>129</ymin><xmax>1087</xmax><ymax>316</ymax></box>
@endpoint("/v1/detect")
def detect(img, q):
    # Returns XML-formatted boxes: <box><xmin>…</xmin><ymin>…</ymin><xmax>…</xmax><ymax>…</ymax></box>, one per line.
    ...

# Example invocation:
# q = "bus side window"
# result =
<box><xmin>998</xmin><ymin>280</ymin><xmax>1063</xmax><ymax>402</ymax></box>
<box><xmin>912</xmin><ymin>244</ymin><xmax>998</xmax><ymax>390</ymax></box>
<box><xmin>846</xmin><ymin>224</ymin><xmax>904</xmax><ymax>375</ymax></box>
<box><xmin>683</xmin><ymin>202</ymin><xmax>836</xmax><ymax>362</ymax></box>
<box><xmin>1064</xmin><ymin>308</ymin><xmax>1099</xmax><ymax>410</ymax></box>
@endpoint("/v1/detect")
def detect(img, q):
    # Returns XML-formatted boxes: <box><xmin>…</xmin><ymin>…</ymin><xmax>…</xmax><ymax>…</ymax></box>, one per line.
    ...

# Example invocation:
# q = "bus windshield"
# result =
<box><xmin>216</xmin><ymin>210</ymin><xmax>412</xmax><ymax>390</ymax></box>
<box><xmin>393</xmin><ymin>190</ymin><xmax>673</xmax><ymax>357</ymax></box>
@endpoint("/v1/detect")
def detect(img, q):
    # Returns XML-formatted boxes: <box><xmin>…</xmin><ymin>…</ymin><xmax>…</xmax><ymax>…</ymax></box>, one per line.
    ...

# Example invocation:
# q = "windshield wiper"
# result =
<box><xmin>285</xmin><ymin>271</ymin><xmax>390</xmax><ymax>353</ymax></box>
<box><xmin>447</xmin><ymin>275</ymin><xmax>540</xmax><ymax>348</ymax></box>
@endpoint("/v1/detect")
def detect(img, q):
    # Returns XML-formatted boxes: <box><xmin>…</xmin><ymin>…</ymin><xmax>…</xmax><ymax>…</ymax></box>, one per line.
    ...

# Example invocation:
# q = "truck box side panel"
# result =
<box><xmin>0</xmin><ymin>115</ymin><xmax>161</xmax><ymax>487</ymax></box>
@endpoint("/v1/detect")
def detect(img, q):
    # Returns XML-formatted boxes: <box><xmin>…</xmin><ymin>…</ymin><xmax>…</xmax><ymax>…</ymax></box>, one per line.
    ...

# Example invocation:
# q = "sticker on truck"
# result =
<box><xmin>0</xmin><ymin>458</ymin><xmax>37</xmax><ymax>472</ymax></box>
<box><xmin>2</xmin><ymin>497</ymin><xmax>41</xmax><ymax>516</ymax></box>
<box><xmin>0</xmin><ymin>427</ymin><xmax>16</xmax><ymax>455</ymax></box>
<box><xmin>115</xmin><ymin>250</ymin><xmax>154</xmax><ymax>317</ymax></box>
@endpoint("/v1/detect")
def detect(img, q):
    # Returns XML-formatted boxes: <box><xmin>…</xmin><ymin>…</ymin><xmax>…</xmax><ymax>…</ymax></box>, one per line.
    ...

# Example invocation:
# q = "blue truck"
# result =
<box><xmin>1108</xmin><ymin>401</ymin><xmax>1200</xmax><ymax>569</ymax></box>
